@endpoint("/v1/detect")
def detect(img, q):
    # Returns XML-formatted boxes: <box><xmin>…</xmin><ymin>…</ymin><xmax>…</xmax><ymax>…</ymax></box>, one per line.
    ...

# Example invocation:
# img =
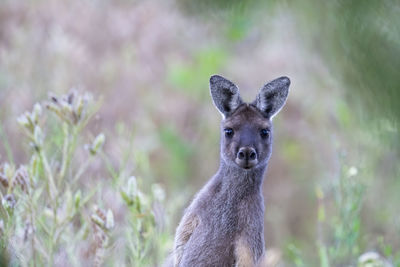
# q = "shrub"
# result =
<box><xmin>0</xmin><ymin>91</ymin><xmax>171</xmax><ymax>266</ymax></box>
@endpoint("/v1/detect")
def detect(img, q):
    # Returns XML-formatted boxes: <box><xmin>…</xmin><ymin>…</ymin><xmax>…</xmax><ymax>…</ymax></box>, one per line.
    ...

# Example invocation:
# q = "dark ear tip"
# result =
<box><xmin>210</xmin><ymin>74</ymin><xmax>224</xmax><ymax>84</ymax></box>
<box><xmin>279</xmin><ymin>76</ymin><xmax>291</xmax><ymax>86</ymax></box>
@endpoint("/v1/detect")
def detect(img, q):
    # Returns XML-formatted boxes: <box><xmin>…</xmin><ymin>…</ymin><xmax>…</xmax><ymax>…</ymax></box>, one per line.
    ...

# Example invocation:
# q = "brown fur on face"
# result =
<box><xmin>224</xmin><ymin>104</ymin><xmax>270</xmax><ymax>128</ymax></box>
<box><xmin>221</xmin><ymin>104</ymin><xmax>273</xmax><ymax>169</ymax></box>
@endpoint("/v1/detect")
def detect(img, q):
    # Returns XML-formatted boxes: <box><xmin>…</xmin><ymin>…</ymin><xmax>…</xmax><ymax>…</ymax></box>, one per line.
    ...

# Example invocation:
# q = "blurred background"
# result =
<box><xmin>0</xmin><ymin>0</ymin><xmax>399</xmax><ymax>266</ymax></box>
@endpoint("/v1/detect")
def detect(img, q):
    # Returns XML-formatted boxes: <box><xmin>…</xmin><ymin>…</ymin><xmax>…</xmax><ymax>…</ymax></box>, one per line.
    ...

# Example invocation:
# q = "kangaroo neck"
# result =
<box><xmin>216</xmin><ymin>160</ymin><xmax>266</xmax><ymax>195</ymax></box>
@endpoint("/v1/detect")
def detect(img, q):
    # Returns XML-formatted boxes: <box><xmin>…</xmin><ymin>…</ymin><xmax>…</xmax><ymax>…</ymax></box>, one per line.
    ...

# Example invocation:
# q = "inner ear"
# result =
<box><xmin>253</xmin><ymin>76</ymin><xmax>290</xmax><ymax>119</ymax></box>
<box><xmin>210</xmin><ymin>75</ymin><xmax>243</xmax><ymax>118</ymax></box>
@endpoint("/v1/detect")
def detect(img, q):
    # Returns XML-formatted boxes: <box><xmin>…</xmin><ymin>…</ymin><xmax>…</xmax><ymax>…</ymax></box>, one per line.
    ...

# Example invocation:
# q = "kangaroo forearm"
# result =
<box><xmin>234</xmin><ymin>236</ymin><xmax>256</xmax><ymax>267</ymax></box>
<box><xmin>173</xmin><ymin>213</ymin><xmax>199</xmax><ymax>266</ymax></box>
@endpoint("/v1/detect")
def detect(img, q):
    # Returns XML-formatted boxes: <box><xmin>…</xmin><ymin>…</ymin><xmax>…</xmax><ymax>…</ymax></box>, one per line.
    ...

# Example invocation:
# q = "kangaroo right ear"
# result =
<box><xmin>210</xmin><ymin>75</ymin><xmax>243</xmax><ymax>118</ymax></box>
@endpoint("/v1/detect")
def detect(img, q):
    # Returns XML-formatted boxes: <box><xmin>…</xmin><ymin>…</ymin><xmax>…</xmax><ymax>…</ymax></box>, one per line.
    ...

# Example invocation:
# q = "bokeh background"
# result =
<box><xmin>0</xmin><ymin>0</ymin><xmax>399</xmax><ymax>266</ymax></box>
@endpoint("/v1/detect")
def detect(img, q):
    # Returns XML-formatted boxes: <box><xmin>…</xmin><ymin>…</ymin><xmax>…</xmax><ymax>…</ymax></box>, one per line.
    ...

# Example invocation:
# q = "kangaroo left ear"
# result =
<box><xmin>253</xmin><ymin>76</ymin><xmax>290</xmax><ymax>119</ymax></box>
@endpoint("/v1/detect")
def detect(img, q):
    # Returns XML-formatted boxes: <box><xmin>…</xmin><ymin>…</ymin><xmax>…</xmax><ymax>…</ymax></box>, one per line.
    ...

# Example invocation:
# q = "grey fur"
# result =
<box><xmin>172</xmin><ymin>75</ymin><xmax>290</xmax><ymax>267</ymax></box>
<box><xmin>253</xmin><ymin>76</ymin><xmax>290</xmax><ymax>119</ymax></box>
<box><xmin>210</xmin><ymin>75</ymin><xmax>244</xmax><ymax>118</ymax></box>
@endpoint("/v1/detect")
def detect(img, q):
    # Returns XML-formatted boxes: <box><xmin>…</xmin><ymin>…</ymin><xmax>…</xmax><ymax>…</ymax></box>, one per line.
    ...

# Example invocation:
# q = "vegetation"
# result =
<box><xmin>0</xmin><ymin>92</ymin><xmax>172</xmax><ymax>266</ymax></box>
<box><xmin>0</xmin><ymin>0</ymin><xmax>399</xmax><ymax>266</ymax></box>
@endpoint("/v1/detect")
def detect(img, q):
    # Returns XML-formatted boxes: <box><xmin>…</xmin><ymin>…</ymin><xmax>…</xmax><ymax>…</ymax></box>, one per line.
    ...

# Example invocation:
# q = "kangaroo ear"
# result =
<box><xmin>210</xmin><ymin>75</ymin><xmax>243</xmax><ymax>118</ymax></box>
<box><xmin>254</xmin><ymin>76</ymin><xmax>290</xmax><ymax>119</ymax></box>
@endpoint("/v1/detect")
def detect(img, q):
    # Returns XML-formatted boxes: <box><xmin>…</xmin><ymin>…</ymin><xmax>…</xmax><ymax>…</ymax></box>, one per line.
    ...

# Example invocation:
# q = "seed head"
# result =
<box><xmin>105</xmin><ymin>209</ymin><xmax>114</xmax><ymax>230</ymax></box>
<box><xmin>17</xmin><ymin>103</ymin><xmax>43</xmax><ymax>135</ymax></box>
<box><xmin>151</xmin><ymin>183</ymin><xmax>166</xmax><ymax>202</ymax></box>
<box><xmin>91</xmin><ymin>206</ymin><xmax>107</xmax><ymax>230</ymax></box>
<box><xmin>67</xmin><ymin>90</ymin><xmax>75</xmax><ymax>104</ymax></box>
<box><xmin>89</xmin><ymin>133</ymin><xmax>106</xmax><ymax>155</ymax></box>
<box><xmin>17</xmin><ymin>111</ymin><xmax>35</xmax><ymax>134</ymax></box>
<box><xmin>2</xmin><ymin>194</ymin><xmax>16</xmax><ymax>211</ymax></box>
<box><xmin>17</xmin><ymin>114</ymin><xmax>31</xmax><ymax>130</ymax></box>
<box><xmin>13</xmin><ymin>166</ymin><xmax>29</xmax><ymax>193</ymax></box>
<box><xmin>23</xmin><ymin>221</ymin><xmax>35</xmax><ymax>242</ymax></box>
<box><xmin>46</xmin><ymin>90</ymin><xmax>93</xmax><ymax>125</ymax></box>
<box><xmin>127</xmin><ymin>176</ymin><xmax>138</xmax><ymax>199</ymax></box>
<box><xmin>0</xmin><ymin>173</ymin><xmax>8</xmax><ymax>188</ymax></box>
<box><xmin>33</xmin><ymin>126</ymin><xmax>43</xmax><ymax>149</ymax></box>
<box><xmin>2</xmin><ymin>163</ymin><xmax>14</xmax><ymax>180</ymax></box>
<box><xmin>31</xmin><ymin>103</ymin><xmax>42</xmax><ymax>124</ymax></box>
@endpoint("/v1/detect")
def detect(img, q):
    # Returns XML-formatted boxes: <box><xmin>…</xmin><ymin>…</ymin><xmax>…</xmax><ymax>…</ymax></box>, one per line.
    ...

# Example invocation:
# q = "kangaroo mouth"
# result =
<box><xmin>235</xmin><ymin>159</ymin><xmax>258</xmax><ymax>169</ymax></box>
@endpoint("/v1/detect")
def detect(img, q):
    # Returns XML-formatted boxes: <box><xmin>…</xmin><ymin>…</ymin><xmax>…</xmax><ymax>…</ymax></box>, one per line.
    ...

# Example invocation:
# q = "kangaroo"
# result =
<box><xmin>173</xmin><ymin>75</ymin><xmax>290</xmax><ymax>267</ymax></box>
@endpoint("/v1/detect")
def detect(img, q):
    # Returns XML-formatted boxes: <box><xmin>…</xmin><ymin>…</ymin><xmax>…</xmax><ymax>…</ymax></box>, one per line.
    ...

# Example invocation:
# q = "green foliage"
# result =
<box><xmin>168</xmin><ymin>47</ymin><xmax>227</xmax><ymax>100</ymax></box>
<box><xmin>378</xmin><ymin>237</ymin><xmax>400</xmax><ymax>266</ymax></box>
<box><xmin>177</xmin><ymin>0</ymin><xmax>250</xmax><ymax>14</ymax></box>
<box><xmin>159</xmin><ymin>124</ymin><xmax>193</xmax><ymax>186</ymax></box>
<box><xmin>295</xmin><ymin>0</ymin><xmax>400</xmax><ymax>140</ymax></box>
<box><xmin>0</xmin><ymin>1</ymin><xmax>399</xmax><ymax>265</ymax></box>
<box><xmin>0</xmin><ymin>91</ymin><xmax>172</xmax><ymax>266</ymax></box>
<box><xmin>120</xmin><ymin>176</ymin><xmax>166</xmax><ymax>266</ymax></box>
<box><xmin>224</xmin><ymin>3</ymin><xmax>253</xmax><ymax>42</ymax></box>
<box><xmin>315</xmin><ymin>163</ymin><xmax>367</xmax><ymax>266</ymax></box>
<box><xmin>285</xmin><ymin>242</ymin><xmax>305</xmax><ymax>267</ymax></box>
<box><xmin>329</xmin><ymin>165</ymin><xmax>365</xmax><ymax>264</ymax></box>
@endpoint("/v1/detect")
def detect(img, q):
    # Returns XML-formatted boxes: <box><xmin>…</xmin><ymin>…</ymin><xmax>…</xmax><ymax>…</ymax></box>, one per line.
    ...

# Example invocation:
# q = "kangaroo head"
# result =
<box><xmin>210</xmin><ymin>75</ymin><xmax>290</xmax><ymax>170</ymax></box>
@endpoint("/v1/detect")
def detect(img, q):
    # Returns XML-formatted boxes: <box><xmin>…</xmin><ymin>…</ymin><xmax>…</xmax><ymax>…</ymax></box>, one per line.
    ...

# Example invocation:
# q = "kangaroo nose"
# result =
<box><xmin>237</xmin><ymin>147</ymin><xmax>257</xmax><ymax>161</ymax></box>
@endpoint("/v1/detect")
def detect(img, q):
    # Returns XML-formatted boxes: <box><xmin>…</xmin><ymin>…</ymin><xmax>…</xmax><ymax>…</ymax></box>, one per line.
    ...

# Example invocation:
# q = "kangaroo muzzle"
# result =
<box><xmin>235</xmin><ymin>147</ymin><xmax>258</xmax><ymax>169</ymax></box>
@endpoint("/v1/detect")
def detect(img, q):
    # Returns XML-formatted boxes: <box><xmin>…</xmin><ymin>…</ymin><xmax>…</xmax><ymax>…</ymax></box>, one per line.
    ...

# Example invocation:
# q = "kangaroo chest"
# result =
<box><xmin>181</xmin><ymin>184</ymin><xmax>264</xmax><ymax>266</ymax></box>
<box><xmin>201</xmin><ymin>185</ymin><xmax>264</xmax><ymax>233</ymax></box>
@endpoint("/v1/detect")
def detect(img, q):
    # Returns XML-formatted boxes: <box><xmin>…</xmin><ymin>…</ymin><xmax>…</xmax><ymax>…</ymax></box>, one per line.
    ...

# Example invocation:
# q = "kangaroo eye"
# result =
<box><xmin>224</xmin><ymin>128</ymin><xmax>234</xmax><ymax>138</ymax></box>
<box><xmin>260</xmin><ymin>129</ymin><xmax>270</xmax><ymax>139</ymax></box>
